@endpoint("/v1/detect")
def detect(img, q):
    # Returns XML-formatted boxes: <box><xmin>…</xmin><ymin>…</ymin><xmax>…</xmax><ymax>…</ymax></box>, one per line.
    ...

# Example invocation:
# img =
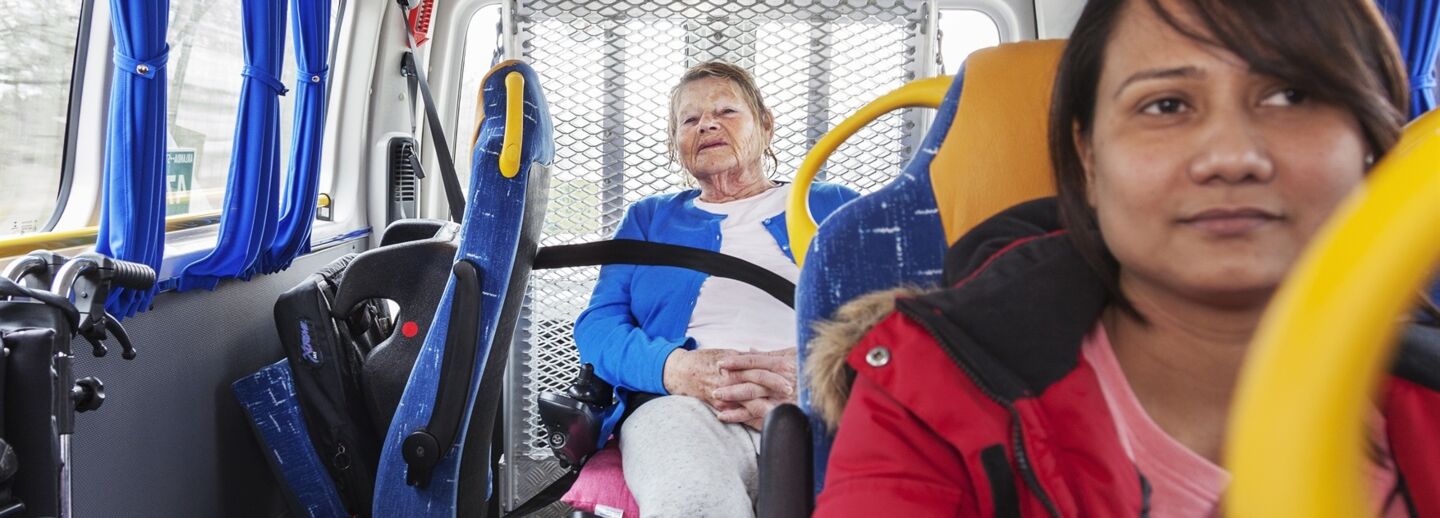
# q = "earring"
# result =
<box><xmin>1365</xmin><ymin>154</ymin><xmax>1375</xmax><ymax>166</ymax></box>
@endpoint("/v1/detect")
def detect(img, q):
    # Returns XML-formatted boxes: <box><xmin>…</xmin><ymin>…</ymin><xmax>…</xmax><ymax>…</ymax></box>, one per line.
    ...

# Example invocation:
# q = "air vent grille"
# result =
<box><xmin>387</xmin><ymin>137</ymin><xmax>420</xmax><ymax>222</ymax></box>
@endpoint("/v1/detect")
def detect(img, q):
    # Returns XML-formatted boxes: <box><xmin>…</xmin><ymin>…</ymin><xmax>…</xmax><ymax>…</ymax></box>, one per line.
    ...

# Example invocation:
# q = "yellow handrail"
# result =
<box><xmin>786</xmin><ymin>75</ymin><xmax>952</xmax><ymax>266</ymax></box>
<box><xmin>499</xmin><ymin>71</ymin><xmax>525</xmax><ymax>178</ymax></box>
<box><xmin>1226</xmin><ymin>108</ymin><xmax>1440</xmax><ymax>516</ymax></box>
<box><xmin>0</xmin><ymin>194</ymin><xmax>332</xmax><ymax>260</ymax></box>
<box><xmin>0</xmin><ymin>211</ymin><xmax>221</xmax><ymax>260</ymax></box>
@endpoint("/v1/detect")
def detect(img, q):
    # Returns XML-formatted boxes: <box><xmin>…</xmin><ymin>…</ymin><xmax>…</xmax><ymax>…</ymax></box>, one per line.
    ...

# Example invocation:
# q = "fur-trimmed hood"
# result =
<box><xmin>804</xmin><ymin>198</ymin><xmax>1073</xmax><ymax>430</ymax></box>
<box><xmin>806</xmin><ymin>286</ymin><xmax>928</xmax><ymax>430</ymax></box>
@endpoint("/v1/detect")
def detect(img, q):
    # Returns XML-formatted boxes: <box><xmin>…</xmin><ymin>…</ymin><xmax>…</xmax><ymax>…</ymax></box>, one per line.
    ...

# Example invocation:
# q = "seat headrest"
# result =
<box><xmin>930</xmin><ymin>40</ymin><xmax>1066</xmax><ymax>244</ymax></box>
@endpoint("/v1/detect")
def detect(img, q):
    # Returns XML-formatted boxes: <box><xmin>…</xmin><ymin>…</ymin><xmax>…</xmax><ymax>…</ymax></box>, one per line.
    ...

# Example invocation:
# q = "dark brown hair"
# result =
<box><xmin>667</xmin><ymin>62</ymin><xmax>780</xmax><ymax>177</ymax></box>
<box><xmin>1048</xmin><ymin>0</ymin><xmax>1410</xmax><ymax>314</ymax></box>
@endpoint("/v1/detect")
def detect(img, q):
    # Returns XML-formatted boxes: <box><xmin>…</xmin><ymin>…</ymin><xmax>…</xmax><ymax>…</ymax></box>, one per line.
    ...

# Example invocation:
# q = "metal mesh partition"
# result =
<box><xmin>501</xmin><ymin>0</ymin><xmax>932</xmax><ymax>510</ymax></box>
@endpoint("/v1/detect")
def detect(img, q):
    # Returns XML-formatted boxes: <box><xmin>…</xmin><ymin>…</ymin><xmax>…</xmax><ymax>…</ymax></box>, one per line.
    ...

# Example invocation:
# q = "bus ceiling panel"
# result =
<box><xmin>941</xmin><ymin>0</ymin><xmax>1038</xmax><ymax>42</ymax></box>
<box><xmin>1034</xmin><ymin>0</ymin><xmax>1084</xmax><ymax>39</ymax></box>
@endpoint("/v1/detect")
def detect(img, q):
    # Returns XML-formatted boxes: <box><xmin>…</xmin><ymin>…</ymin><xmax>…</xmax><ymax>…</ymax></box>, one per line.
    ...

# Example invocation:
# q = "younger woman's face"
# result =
<box><xmin>1079</xmin><ymin>0</ymin><xmax>1370</xmax><ymax>307</ymax></box>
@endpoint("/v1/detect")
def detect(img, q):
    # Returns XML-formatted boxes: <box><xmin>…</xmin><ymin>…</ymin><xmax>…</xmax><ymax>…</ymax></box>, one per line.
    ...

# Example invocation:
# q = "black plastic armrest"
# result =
<box><xmin>402</xmin><ymin>260</ymin><xmax>482</xmax><ymax>487</ymax></box>
<box><xmin>757</xmin><ymin>403</ymin><xmax>814</xmax><ymax>518</ymax></box>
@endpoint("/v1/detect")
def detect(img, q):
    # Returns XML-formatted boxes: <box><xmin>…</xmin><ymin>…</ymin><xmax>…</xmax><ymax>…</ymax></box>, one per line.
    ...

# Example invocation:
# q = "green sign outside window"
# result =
<box><xmin>166</xmin><ymin>150</ymin><xmax>195</xmax><ymax>216</ymax></box>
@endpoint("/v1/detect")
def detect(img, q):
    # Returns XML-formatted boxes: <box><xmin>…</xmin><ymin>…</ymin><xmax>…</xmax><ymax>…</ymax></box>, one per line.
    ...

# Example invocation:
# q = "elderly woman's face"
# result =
<box><xmin>1080</xmin><ymin>0</ymin><xmax>1369</xmax><ymax>307</ymax></box>
<box><xmin>674</xmin><ymin>77</ymin><xmax>771</xmax><ymax>180</ymax></box>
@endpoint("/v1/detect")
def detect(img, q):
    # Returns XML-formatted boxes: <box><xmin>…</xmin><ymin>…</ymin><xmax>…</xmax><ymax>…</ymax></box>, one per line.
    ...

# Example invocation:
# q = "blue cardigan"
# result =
<box><xmin>573</xmin><ymin>182</ymin><xmax>860</xmax><ymax>444</ymax></box>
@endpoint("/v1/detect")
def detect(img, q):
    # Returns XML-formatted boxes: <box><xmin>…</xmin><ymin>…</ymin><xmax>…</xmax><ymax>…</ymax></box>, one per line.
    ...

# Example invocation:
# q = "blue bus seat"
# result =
<box><xmin>234</xmin><ymin>361</ymin><xmax>351</xmax><ymax>518</ymax></box>
<box><xmin>786</xmin><ymin>40</ymin><xmax>1066</xmax><ymax>502</ymax></box>
<box><xmin>371</xmin><ymin>60</ymin><xmax>555</xmax><ymax>517</ymax></box>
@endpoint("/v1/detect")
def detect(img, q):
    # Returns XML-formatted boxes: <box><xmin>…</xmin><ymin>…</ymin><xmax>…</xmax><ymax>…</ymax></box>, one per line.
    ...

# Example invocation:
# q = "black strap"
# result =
<box><xmin>981</xmin><ymin>445</ymin><xmax>1020</xmax><ymax>518</ymax></box>
<box><xmin>395</xmin><ymin>1</ymin><xmax>466</xmax><ymax>223</ymax></box>
<box><xmin>755</xmin><ymin>404</ymin><xmax>815</xmax><ymax>518</ymax></box>
<box><xmin>533</xmin><ymin>239</ymin><xmax>797</xmax><ymax>308</ymax></box>
<box><xmin>501</xmin><ymin>240</ymin><xmax>796</xmax><ymax>515</ymax></box>
<box><xmin>503</xmin><ymin>470</ymin><xmax>578</xmax><ymax>517</ymax></box>
<box><xmin>0</xmin><ymin>277</ymin><xmax>79</xmax><ymax>330</ymax></box>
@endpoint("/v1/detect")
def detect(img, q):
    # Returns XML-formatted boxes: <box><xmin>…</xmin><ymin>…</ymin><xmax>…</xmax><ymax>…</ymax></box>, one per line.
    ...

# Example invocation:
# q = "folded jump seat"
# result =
<box><xmin>235</xmin><ymin>218</ymin><xmax>459</xmax><ymax>517</ymax></box>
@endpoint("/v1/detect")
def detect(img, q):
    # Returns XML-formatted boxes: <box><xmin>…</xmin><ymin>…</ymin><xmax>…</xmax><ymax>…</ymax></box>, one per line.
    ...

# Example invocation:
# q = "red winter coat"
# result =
<box><xmin>807</xmin><ymin>198</ymin><xmax>1440</xmax><ymax>517</ymax></box>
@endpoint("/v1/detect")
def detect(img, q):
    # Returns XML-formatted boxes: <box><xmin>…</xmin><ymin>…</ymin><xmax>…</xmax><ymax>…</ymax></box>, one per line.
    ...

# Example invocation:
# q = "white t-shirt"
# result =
<box><xmin>686</xmin><ymin>187</ymin><xmax>798</xmax><ymax>352</ymax></box>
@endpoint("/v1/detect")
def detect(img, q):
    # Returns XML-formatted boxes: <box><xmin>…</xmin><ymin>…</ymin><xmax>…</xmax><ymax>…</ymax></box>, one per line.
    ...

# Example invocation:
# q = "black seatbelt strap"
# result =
<box><xmin>533</xmin><ymin>239</ymin><xmax>797</xmax><ymax>308</ymax></box>
<box><xmin>394</xmin><ymin>1</ymin><xmax>467</xmax><ymax>223</ymax></box>
<box><xmin>502</xmin><ymin>470</ymin><xmax>578</xmax><ymax>517</ymax></box>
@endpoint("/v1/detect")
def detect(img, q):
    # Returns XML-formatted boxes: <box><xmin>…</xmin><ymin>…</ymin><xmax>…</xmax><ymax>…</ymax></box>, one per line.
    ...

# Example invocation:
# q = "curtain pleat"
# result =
<box><xmin>1379</xmin><ymin>0</ymin><xmax>1439</xmax><ymax>118</ymax></box>
<box><xmin>262</xmin><ymin>0</ymin><xmax>333</xmax><ymax>273</ymax></box>
<box><xmin>178</xmin><ymin>0</ymin><xmax>289</xmax><ymax>291</ymax></box>
<box><xmin>95</xmin><ymin>0</ymin><xmax>171</xmax><ymax>318</ymax></box>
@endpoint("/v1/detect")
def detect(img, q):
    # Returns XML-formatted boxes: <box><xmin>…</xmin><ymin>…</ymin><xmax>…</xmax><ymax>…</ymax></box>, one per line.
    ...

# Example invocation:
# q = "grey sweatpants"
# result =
<box><xmin>619</xmin><ymin>395</ymin><xmax>762</xmax><ymax>518</ymax></box>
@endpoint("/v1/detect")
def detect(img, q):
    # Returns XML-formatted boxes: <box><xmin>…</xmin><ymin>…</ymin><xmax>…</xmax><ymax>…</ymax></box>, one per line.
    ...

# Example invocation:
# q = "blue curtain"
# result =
<box><xmin>96</xmin><ymin>0</ymin><xmax>170</xmax><ymax>318</ymax></box>
<box><xmin>261</xmin><ymin>0</ymin><xmax>333</xmax><ymax>274</ymax></box>
<box><xmin>178</xmin><ymin>0</ymin><xmax>289</xmax><ymax>291</ymax></box>
<box><xmin>1378</xmin><ymin>1</ymin><xmax>1440</xmax><ymax>303</ymax></box>
<box><xmin>1379</xmin><ymin>0</ymin><xmax>1439</xmax><ymax>118</ymax></box>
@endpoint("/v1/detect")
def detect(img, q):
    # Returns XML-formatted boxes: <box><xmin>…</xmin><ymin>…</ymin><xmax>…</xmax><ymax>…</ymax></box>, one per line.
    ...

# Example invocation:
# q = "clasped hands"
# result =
<box><xmin>662</xmin><ymin>347</ymin><xmax>798</xmax><ymax>430</ymax></box>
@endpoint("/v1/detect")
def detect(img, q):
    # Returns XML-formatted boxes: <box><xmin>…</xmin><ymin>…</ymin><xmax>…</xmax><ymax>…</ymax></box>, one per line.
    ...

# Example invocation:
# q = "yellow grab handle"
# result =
<box><xmin>787</xmin><ymin>76</ymin><xmax>953</xmax><ymax>266</ymax></box>
<box><xmin>499</xmin><ymin>71</ymin><xmax>525</xmax><ymax>178</ymax></box>
<box><xmin>1226</xmin><ymin>109</ymin><xmax>1440</xmax><ymax>516</ymax></box>
<box><xmin>1394</xmin><ymin>104</ymin><xmax>1440</xmax><ymax>156</ymax></box>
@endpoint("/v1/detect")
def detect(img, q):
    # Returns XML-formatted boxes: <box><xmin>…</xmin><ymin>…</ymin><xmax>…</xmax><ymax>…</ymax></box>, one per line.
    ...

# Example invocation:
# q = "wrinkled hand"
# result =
<box><xmin>712</xmin><ymin>349</ymin><xmax>799</xmax><ymax>430</ymax></box>
<box><xmin>663</xmin><ymin>348</ymin><xmax>744</xmax><ymax>411</ymax></box>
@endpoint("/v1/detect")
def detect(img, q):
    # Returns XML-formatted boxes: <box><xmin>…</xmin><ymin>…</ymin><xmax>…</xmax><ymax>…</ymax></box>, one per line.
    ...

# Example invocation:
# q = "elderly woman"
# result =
<box><xmin>811</xmin><ymin>0</ymin><xmax>1440</xmax><ymax>516</ymax></box>
<box><xmin>573</xmin><ymin>62</ymin><xmax>858</xmax><ymax>516</ymax></box>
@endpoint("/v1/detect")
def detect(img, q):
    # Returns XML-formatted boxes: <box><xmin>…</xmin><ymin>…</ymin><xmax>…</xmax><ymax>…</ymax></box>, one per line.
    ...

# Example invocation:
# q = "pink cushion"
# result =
<box><xmin>561</xmin><ymin>444</ymin><xmax>640</xmax><ymax>517</ymax></box>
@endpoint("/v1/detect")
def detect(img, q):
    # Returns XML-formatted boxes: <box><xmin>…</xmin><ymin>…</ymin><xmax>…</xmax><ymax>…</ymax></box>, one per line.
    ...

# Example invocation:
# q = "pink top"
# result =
<box><xmin>1081</xmin><ymin>323</ymin><xmax>1406</xmax><ymax>517</ymax></box>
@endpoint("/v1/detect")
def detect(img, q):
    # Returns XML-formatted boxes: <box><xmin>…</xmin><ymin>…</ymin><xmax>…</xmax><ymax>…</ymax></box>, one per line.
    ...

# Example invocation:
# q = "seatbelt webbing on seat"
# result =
<box><xmin>533</xmin><ymin>239</ymin><xmax>797</xmax><ymax>308</ymax></box>
<box><xmin>395</xmin><ymin>1</ymin><xmax>466</xmax><ymax>223</ymax></box>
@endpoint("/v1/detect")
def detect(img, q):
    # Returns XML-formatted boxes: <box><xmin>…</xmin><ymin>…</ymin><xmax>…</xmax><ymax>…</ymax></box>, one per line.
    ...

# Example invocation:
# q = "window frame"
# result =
<box><xmin>935</xmin><ymin>8</ymin><xmax>1004</xmax><ymax>75</ymax></box>
<box><xmin>40</xmin><ymin>0</ymin><xmax>99</xmax><ymax>234</ymax></box>
<box><xmin>937</xmin><ymin>0</ymin><xmax>1036</xmax><ymax>45</ymax></box>
<box><xmin>919</xmin><ymin>0</ymin><xmax>1028</xmax><ymax>138</ymax></box>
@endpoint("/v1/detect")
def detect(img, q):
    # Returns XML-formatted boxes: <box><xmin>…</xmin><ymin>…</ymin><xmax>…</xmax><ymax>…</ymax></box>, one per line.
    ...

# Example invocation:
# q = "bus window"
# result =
<box><xmin>0</xmin><ymin>2</ymin><xmax>88</xmax><ymax>238</ymax></box>
<box><xmin>455</xmin><ymin>3</ymin><xmax>504</xmax><ymax>188</ymax></box>
<box><xmin>938</xmin><ymin>9</ymin><xmax>1003</xmax><ymax>75</ymax></box>
<box><xmin>166</xmin><ymin>0</ymin><xmax>298</xmax><ymax>218</ymax></box>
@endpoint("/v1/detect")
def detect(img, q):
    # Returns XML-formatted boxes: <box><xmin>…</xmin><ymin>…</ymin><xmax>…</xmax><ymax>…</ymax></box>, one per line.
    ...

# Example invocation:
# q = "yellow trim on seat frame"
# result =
<box><xmin>786</xmin><ymin>75</ymin><xmax>952</xmax><ymax>266</ymax></box>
